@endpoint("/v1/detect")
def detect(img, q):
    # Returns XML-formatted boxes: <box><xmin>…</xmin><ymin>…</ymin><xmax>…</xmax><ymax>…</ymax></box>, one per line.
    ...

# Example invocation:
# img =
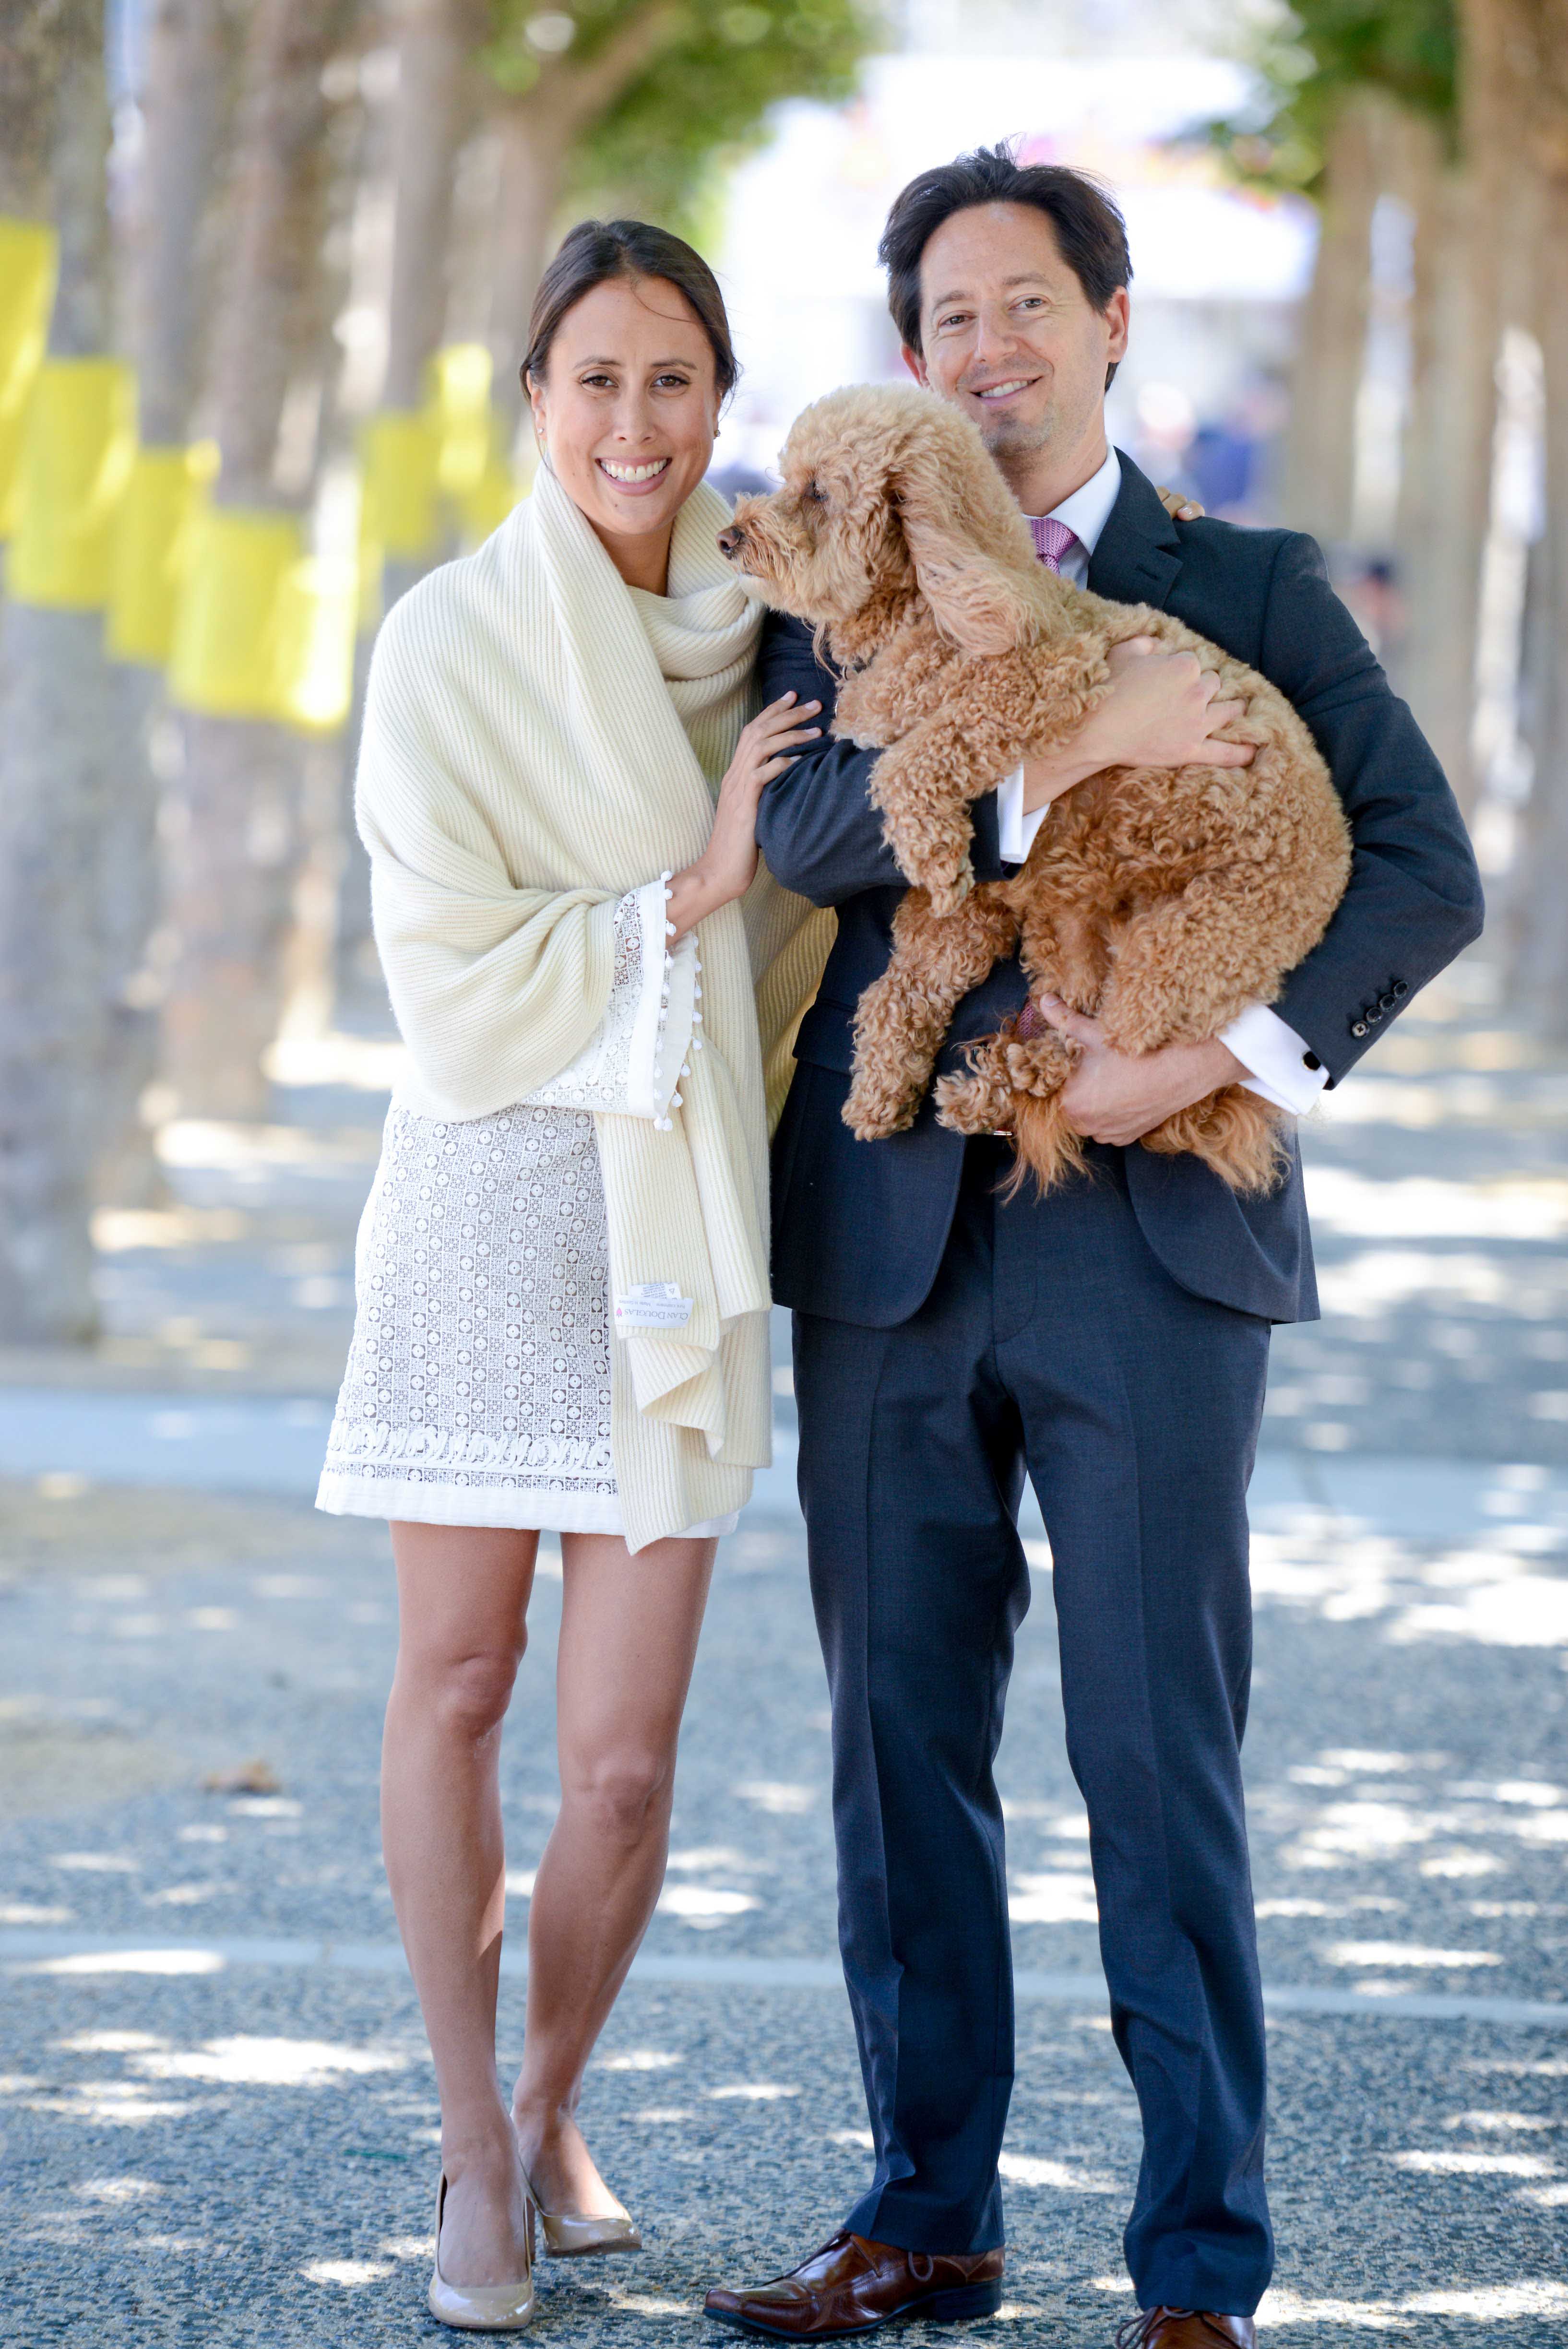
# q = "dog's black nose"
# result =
<box><xmin>717</xmin><ymin>525</ymin><xmax>745</xmax><ymax>558</ymax></box>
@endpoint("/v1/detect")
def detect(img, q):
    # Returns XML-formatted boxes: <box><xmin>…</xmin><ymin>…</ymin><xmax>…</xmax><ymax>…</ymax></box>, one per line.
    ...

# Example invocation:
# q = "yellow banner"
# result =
<box><xmin>7</xmin><ymin>356</ymin><xmax>135</xmax><ymax>609</ymax></box>
<box><xmin>0</xmin><ymin>217</ymin><xmax>58</xmax><ymax>538</ymax></box>
<box><xmin>427</xmin><ymin>341</ymin><xmax>493</xmax><ymax>499</ymax></box>
<box><xmin>168</xmin><ymin>505</ymin><xmax>355</xmax><ymax>733</ymax></box>
<box><xmin>275</xmin><ymin>553</ymin><xmax>357</xmax><ymax>733</ymax></box>
<box><xmin>106</xmin><ymin>439</ymin><xmax>218</xmax><ymax>664</ymax></box>
<box><xmin>357</xmin><ymin>352</ymin><xmax>526</xmax><ymax>622</ymax></box>
<box><xmin>458</xmin><ymin>410</ymin><xmax>528</xmax><ymax>546</ymax></box>
<box><xmin>360</xmin><ymin>408</ymin><xmax>441</xmax><ymax>563</ymax></box>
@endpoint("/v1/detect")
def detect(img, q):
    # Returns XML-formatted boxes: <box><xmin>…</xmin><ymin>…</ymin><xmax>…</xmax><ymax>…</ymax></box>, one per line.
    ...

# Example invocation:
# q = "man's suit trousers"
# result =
<box><xmin>794</xmin><ymin>1136</ymin><xmax>1274</xmax><ymax>2316</ymax></box>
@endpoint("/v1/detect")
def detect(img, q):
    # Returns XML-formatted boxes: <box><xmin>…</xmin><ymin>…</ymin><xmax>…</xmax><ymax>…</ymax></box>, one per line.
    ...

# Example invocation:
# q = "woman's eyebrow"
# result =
<box><xmin>574</xmin><ymin>354</ymin><xmax>696</xmax><ymax>367</ymax></box>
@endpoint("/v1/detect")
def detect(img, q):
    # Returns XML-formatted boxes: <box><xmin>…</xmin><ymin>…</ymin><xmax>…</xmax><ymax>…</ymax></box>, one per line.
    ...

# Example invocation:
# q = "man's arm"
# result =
<box><xmin>754</xmin><ymin>612</ymin><xmax>1006</xmax><ymax>906</ymax></box>
<box><xmin>1259</xmin><ymin>532</ymin><xmax>1485</xmax><ymax>1081</ymax></box>
<box><xmin>1041</xmin><ymin>529</ymin><xmax>1484</xmax><ymax>1143</ymax></box>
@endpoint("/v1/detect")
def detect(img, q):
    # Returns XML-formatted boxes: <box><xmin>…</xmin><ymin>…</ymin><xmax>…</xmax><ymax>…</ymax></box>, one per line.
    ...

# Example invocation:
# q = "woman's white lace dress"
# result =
<box><xmin>317</xmin><ymin>883</ymin><xmax>736</xmax><ymax>1538</ymax></box>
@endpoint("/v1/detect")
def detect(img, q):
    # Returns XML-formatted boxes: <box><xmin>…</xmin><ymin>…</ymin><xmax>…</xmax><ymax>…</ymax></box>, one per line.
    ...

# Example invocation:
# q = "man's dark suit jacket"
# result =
<box><xmin>756</xmin><ymin>451</ymin><xmax>1485</xmax><ymax>1329</ymax></box>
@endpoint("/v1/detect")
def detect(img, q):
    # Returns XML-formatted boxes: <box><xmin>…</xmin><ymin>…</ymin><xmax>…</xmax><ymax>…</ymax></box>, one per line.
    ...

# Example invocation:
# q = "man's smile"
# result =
<box><xmin>967</xmin><ymin>376</ymin><xmax>1041</xmax><ymax>404</ymax></box>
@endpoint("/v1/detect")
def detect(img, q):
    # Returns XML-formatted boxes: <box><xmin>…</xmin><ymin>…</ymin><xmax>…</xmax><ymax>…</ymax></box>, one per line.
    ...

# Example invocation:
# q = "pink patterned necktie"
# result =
<box><xmin>1012</xmin><ymin>511</ymin><xmax>1083</xmax><ymax>974</ymax></box>
<box><xmin>1029</xmin><ymin>514</ymin><xmax>1080</xmax><ymax>573</ymax></box>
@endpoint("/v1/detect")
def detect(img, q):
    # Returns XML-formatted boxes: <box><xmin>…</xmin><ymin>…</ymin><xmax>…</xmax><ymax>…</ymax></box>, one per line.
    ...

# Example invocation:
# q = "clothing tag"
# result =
<box><xmin>615</xmin><ymin>1280</ymin><xmax>693</xmax><ymax>1332</ymax></box>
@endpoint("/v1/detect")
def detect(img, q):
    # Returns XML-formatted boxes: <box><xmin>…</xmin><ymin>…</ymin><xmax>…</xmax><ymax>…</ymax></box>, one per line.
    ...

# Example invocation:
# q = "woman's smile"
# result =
<box><xmin>596</xmin><ymin>454</ymin><xmax>673</xmax><ymax>491</ymax></box>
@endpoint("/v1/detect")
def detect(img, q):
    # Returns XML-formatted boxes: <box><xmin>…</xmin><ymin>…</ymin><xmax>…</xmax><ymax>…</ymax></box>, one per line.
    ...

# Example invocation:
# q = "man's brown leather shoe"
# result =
<box><xmin>704</xmin><ymin>2230</ymin><xmax>1004</xmax><ymax>2337</ymax></box>
<box><xmin>1114</xmin><ymin>2311</ymin><xmax>1256</xmax><ymax>2349</ymax></box>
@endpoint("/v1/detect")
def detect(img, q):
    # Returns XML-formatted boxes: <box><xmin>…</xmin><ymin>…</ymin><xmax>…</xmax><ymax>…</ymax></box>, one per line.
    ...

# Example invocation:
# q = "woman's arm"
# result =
<box><xmin>660</xmin><ymin>690</ymin><xmax>822</xmax><ymax>940</ymax></box>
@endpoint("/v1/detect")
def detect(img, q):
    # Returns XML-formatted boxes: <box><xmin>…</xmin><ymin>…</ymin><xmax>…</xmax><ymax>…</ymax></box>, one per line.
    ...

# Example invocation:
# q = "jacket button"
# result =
<box><xmin>1393</xmin><ymin>980</ymin><xmax>1408</xmax><ymax>997</ymax></box>
<box><xmin>1379</xmin><ymin>992</ymin><xmax>1397</xmax><ymax>1010</ymax></box>
<box><xmin>1351</xmin><ymin>1021</ymin><xmax>1368</xmax><ymax>1038</ymax></box>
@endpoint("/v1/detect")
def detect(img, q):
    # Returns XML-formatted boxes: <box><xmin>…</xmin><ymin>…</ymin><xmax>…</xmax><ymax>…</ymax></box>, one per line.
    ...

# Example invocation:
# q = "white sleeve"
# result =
<box><xmin>1221</xmin><ymin>1001</ymin><xmax>1329</xmax><ymax>1115</ymax></box>
<box><xmin>996</xmin><ymin>764</ymin><xmax>1049</xmax><ymax>867</ymax></box>
<box><xmin>517</xmin><ymin>878</ymin><xmax>697</xmax><ymax>1124</ymax></box>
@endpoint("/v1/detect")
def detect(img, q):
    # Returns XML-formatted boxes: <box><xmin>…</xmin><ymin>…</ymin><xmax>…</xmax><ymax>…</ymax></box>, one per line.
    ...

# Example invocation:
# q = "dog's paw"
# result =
<box><xmin>933</xmin><ymin>1041</ymin><xmax>1020</xmax><ymax>1136</ymax></box>
<box><xmin>843</xmin><ymin>1069</ymin><xmax>922</xmax><ymax>1140</ymax></box>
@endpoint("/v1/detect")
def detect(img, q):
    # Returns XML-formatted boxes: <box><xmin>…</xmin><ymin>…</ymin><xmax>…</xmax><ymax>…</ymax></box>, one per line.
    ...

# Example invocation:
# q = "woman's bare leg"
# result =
<box><xmin>383</xmin><ymin>1520</ymin><xmax>537</xmax><ymax>2286</ymax></box>
<box><xmin>511</xmin><ymin>1530</ymin><xmax>717</xmax><ymax>2214</ymax></box>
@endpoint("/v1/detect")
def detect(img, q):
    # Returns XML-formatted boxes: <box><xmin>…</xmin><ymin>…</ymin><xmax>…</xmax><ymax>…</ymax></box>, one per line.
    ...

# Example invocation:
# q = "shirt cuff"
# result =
<box><xmin>996</xmin><ymin>763</ymin><xmax>1048</xmax><ymax>867</ymax></box>
<box><xmin>625</xmin><ymin>877</ymin><xmax>698</xmax><ymax>1127</ymax></box>
<box><xmin>1222</xmin><ymin>1001</ymin><xmax>1328</xmax><ymax>1116</ymax></box>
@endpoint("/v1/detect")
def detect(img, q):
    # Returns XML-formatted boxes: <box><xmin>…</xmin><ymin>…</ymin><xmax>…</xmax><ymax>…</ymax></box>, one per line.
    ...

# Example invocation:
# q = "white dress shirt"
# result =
<box><xmin>994</xmin><ymin>447</ymin><xmax>1327</xmax><ymax>1117</ymax></box>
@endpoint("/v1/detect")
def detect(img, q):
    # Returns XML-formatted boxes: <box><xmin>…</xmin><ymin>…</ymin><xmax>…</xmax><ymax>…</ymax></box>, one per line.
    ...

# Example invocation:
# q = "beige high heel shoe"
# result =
<box><xmin>428</xmin><ymin>2168</ymin><xmax>536</xmax><ymax>2331</ymax></box>
<box><xmin>521</xmin><ymin>2168</ymin><xmax>641</xmax><ymax>2259</ymax></box>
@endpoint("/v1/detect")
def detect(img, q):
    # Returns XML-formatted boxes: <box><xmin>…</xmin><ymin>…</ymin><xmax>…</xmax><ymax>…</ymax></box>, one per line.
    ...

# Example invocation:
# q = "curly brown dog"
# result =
<box><xmin>719</xmin><ymin>383</ymin><xmax>1352</xmax><ymax>1195</ymax></box>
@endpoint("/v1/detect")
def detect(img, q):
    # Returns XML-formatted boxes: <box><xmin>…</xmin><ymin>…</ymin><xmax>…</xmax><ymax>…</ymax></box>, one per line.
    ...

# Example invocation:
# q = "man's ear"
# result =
<box><xmin>893</xmin><ymin>452</ymin><xmax>1038</xmax><ymax>656</ymax></box>
<box><xmin>900</xmin><ymin>343</ymin><xmax>927</xmax><ymax>387</ymax></box>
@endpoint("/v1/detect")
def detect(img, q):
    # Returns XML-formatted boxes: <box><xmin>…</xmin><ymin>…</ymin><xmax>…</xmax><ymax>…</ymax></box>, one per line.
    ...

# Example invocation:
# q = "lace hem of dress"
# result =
<box><xmin>325</xmin><ymin>1418</ymin><xmax>614</xmax><ymax>1481</ymax></box>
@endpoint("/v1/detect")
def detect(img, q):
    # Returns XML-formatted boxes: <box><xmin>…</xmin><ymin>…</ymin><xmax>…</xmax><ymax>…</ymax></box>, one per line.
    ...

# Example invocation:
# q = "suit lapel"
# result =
<box><xmin>1087</xmin><ymin>450</ymin><xmax>1184</xmax><ymax>611</ymax></box>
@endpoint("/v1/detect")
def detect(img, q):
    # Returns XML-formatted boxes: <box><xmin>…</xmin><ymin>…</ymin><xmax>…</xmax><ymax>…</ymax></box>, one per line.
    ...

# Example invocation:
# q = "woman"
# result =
<box><xmin>317</xmin><ymin>219</ymin><xmax>835</xmax><ymax>2330</ymax></box>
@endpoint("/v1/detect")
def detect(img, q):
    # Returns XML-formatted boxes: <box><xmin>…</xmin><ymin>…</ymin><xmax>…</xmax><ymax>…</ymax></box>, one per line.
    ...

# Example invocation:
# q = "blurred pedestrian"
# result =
<box><xmin>316</xmin><ymin>220</ymin><xmax>832</xmax><ymax>2330</ymax></box>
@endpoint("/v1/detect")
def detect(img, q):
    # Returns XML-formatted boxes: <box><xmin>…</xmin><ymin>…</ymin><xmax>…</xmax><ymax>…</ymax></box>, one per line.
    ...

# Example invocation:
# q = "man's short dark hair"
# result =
<box><xmin>879</xmin><ymin>143</ymin><xmax>1132</xmax><ymax>387</ymax></box>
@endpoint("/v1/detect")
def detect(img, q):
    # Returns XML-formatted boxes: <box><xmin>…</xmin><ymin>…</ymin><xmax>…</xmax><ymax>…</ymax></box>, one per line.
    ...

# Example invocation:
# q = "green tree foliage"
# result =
<box><xmin>483</xmin><ymin>0</ymin><xmax>882</xmax><ymax>236</ymax></box>
<box><xmin>1205</xmin><ymin>0</ymin><xmax>1458</xmax><ymax>194</ymax></box>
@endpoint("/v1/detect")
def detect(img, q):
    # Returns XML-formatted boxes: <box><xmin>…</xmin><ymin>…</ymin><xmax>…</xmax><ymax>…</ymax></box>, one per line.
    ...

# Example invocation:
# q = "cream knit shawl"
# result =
<box><xmin>357</xmin><ymin>463</ymin><xmax>835</xmax><ymax>1550</ymax></box>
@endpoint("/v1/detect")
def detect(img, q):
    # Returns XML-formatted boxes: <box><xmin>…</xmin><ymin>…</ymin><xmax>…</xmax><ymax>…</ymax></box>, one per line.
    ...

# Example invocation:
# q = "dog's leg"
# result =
<box><xmin>844</xmin><ymin>885</ymin><xmax>1019</xmax><ymax>1139</ymax></box>
<box><xmin>868</xmin><ymin>712</ymin><xmax>1019</xmax><ymax>914</ymax></box>
<box><xmin>869</xmin><ymin>641</ymin><xmax>1108</xmax><ymax>914</ymax></box>
<box><xmin>1093</xmin><ymin>873</ymin><xmax>1305</xmax><ymax>1195</ymax></box>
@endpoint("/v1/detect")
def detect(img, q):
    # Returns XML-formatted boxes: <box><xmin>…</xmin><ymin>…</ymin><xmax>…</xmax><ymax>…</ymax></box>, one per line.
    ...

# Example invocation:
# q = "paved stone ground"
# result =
<box><xmin>2</xmin><ymin>949</ymin><xmax>1567</xmax><ymax>2345</ymax></box>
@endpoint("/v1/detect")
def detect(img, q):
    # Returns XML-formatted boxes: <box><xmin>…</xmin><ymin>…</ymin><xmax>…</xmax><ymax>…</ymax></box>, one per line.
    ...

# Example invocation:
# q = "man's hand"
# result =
<box><xmin>1020</xmin><ymin>638</ymin><xmax>1254</xmax><ymax>817</ymax></box>
<box><xmin>1037</xmin><ymin>995</ymin><xmax>1247</xmax><ymax>1147</ymax></box>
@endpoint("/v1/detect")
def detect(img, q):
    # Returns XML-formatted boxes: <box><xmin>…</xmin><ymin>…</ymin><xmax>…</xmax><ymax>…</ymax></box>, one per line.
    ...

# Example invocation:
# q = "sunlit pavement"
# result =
<box><xmin>2</xmin><ymin>952</ymin><xmax>1566</xmax><ymax>2345</ymax></box>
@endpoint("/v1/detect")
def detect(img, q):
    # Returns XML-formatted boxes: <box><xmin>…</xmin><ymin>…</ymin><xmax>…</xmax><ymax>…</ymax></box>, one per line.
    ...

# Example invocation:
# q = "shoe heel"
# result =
<box><xmin>924</xmin><ymin>2278</ymin><xmax>1004</xmax><ymax>2324</ymax></box>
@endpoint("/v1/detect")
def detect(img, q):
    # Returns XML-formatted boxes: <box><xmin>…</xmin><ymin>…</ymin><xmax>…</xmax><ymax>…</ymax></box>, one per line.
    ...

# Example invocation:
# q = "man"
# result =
<box><xmin>704</xmin><ymin>148</ymin><xmax>1483</xmax><ymax>2346</ymax></box>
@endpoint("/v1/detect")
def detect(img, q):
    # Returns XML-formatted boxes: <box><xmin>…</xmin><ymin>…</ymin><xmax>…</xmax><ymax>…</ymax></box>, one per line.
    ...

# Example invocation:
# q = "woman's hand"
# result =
<box><xmin>1020</xmin><ymin>636</ymin><xmax>1253</xmax><ymax>815</ymax></box>
<box><xmin>665</xmin><ymin>692</ymin><xmax>821</xmax><ymax>937</ymax></box>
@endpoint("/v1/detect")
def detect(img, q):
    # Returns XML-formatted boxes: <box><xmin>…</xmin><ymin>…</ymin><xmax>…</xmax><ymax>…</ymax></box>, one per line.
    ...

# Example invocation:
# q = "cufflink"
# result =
<box><xmin>1303</xmin><ymin>1051</ymin><xmax>1321</xmax><ymax>1071</ymax></box>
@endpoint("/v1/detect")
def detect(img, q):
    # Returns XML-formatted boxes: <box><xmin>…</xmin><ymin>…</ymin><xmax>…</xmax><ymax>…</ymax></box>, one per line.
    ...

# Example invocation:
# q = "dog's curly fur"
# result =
<box><xmin>721</xmin><ymin>384</ymin><xmax>1353</xmax><ymax>1196</ymax></box>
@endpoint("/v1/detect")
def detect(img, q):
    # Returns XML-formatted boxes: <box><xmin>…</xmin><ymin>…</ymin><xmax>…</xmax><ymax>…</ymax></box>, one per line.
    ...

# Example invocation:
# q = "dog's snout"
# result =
<box><xmin>717</xmin><ymin>523</ymin><xmax>746</xmax><ymax>558</ymax></box>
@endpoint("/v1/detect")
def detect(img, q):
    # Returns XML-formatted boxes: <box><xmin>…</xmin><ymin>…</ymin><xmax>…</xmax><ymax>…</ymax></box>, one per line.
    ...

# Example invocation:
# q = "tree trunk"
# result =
<box><xmin>1393</xmin><ymin>6</ymin><xmax>1526</xmax><ymax>814</ymax></box>
<box><xmin>383</xmin><ymin>0</ymin><xmax>483</xmax><ymax>409</ymax></box>
<box><xmin>1505</xmin><ymin>236</ymin><xmax>1568</xmax><ymax>1023</ymax></box>
<box><xmin>1501</xmin><ymin>3</ymin><xmax>1568</xmax><ymax>1024</ymax></box>
<box><xmin>96</xmin><ymin>0</ymin><xmax>237</xmax><ymax>1206</ymax></box>
<box><xmin>337</xmin><ymin>0</ymin><xmax>485</xmax><ymax>990</ymax></box>
<box><xmin>0</xmin><ymin>3</ymin><xmax>118</xmax><ymax>1340</ymax></box>
<box><xmin>131</xmin><ymin>0</ymin><xmax>232</xmax><ymax>444</ymax></box>
<box><xmin>489</xmin><ymin>102</ymin><xmax>574</xmax><ymax>430</ymax></box>
<box><xmin>0</xmin><ymin>6</ymin><xmax>58</xmax><ymax>214</ymax></box>
<box><xmin>484</xmin><ymin>4</ymin><xmax>681</xmax><ymax>428</ymax></box>
<box><xmin>1281</xmin><ymin>89</ymin><xmax>1382</xmax><ymax>549</ymax></box>
<box><xmin>162</xmin><ymin>0</ymin><xmax>360</xmax><ymax>1117</ymax></box>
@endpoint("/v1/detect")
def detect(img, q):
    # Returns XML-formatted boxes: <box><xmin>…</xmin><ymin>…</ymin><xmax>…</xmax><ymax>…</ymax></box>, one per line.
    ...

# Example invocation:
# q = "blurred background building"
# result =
<box><xmin>0</xmin><ymin>0</ymin><xmax>1566</xmax><ymax>1346</ymax></box>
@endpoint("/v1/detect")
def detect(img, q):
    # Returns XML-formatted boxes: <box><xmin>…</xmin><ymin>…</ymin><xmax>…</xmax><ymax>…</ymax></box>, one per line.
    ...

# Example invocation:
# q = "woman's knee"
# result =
<box><xmin>404</xmin><ymin>1637</ymin><xmax>526</xmax><ymax>1744</ymax></box>
<box><xmin>561</xmin><ymin>1749</ymin><xmax>674</xmax><ymax>1847</ymax></box>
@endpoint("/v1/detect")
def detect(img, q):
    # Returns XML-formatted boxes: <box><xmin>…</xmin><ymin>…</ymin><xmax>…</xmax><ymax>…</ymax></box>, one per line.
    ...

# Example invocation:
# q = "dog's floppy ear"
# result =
<box><xmin>891</xmin><ymin>432</ymin><xmax>1040</xmax><ymax>655</ymax></box>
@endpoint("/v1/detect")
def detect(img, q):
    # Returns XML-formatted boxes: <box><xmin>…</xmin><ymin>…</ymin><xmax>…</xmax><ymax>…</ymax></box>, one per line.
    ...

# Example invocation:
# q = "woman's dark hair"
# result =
<box><xmin>878</xmin><ymin>144</ymin><xmax>1132</xmax><ymax>388</ymax></box>
<box><xmin>523</xmin><ymin>218</ymin><xmax>738</xmax><ymax>399</ymax></box>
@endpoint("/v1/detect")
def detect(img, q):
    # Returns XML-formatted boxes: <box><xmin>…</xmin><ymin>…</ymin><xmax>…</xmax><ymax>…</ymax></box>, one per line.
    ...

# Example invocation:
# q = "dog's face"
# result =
<box><xmin>718</xmin><ymin>392</ymin><xmax>915</xmax><ymax>646</ymax></box>
<box><xmin>717</xmin><ymin>384</ymin><xmax>1045</xmax><ymax>660</ymax></box>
